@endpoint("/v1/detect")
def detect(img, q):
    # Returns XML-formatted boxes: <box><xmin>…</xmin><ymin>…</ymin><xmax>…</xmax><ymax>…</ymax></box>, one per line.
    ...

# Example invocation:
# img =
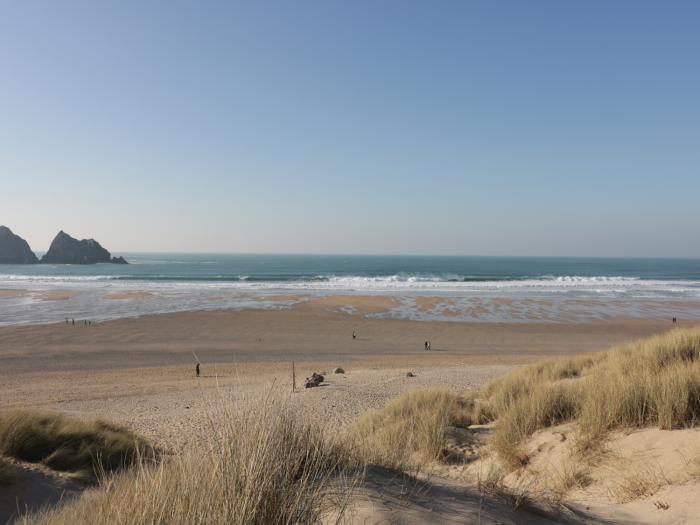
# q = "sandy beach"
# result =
<box><xmin>0</xmin><ymin>297</ymin><xmax>673</xmax><ymax>445</ymax></box>
<box><xmin>2</xmin><ymin>296</ymin><xmax>693</xmax><ymax>524</ymax></box>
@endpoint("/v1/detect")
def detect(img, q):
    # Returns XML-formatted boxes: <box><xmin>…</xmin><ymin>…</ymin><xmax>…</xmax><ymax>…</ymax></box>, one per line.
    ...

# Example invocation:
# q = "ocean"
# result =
<box><xmin>1</xmin><ymin>254</ymin><xmax>700</xmax><ymax>325</ymax></box>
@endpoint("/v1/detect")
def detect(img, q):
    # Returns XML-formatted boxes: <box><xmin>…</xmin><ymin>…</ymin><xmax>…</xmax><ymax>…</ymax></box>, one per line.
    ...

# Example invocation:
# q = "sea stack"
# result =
<box><xmin>41</xmin><ymin>231</ymin><xmax>128</xmax><ymax>265</ymax></box>
<box><xmin>0</xmin><ymin>226</ymin><xmax>39</xmax><ymax>264</ymax></box>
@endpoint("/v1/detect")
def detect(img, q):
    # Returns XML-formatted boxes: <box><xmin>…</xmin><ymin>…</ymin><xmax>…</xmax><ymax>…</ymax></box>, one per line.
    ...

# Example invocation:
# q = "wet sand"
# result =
<box><xmin>0</xmin><ymin>302</ymin><xmax>672</xmax><ymax>376</ymax></box>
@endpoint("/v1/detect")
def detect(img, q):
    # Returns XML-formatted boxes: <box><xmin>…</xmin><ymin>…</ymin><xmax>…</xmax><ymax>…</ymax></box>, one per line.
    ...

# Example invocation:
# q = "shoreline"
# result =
<box><xmin>2</xmin><ymin>288</ymin><xmax>700</xmax><ymax>327</ymax></box>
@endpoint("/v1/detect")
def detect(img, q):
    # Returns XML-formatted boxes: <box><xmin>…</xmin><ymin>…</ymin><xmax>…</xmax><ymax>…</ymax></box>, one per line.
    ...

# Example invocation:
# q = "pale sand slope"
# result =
<box><xmin>456</xmin><ymin>423</ymin><xmax>700</xmax><ymax>525</ymax></box>
<box><xmin>0</xmin><ymin>304</ymin><xmax>679</xmax><ymax>524</ymax></box>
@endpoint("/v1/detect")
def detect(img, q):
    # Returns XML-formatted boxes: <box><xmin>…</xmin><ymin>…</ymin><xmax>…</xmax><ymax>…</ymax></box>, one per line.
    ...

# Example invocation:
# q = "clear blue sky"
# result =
<box><xmin>1</xmin><ymin>1</ymin><xmax>699</xmax><ymax>256</ymax></box>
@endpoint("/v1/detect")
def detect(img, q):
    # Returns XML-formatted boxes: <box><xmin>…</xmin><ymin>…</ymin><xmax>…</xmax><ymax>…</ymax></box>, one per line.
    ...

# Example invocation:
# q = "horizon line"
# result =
<box><xmin>33</xmin><ymin>251</ymin><xmax>700</xmax><ymax>261</ymax></box>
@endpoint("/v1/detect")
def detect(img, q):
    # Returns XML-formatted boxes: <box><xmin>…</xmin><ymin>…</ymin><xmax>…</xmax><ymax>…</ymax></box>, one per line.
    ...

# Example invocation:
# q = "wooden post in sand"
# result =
<box><xmin>292</xmin><ymin>361</ymin><xmax>296</xmax><ymax>393</ymax></box>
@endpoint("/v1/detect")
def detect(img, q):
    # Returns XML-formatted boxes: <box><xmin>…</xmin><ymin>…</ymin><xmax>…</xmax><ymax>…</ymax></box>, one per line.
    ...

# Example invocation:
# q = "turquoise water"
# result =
<box><xmin>2</xmin><ymin>253</ymin><xmax>700</xmax><ymax>284</ymax></box>
<box><xmin>1</xmin><ymin>254</ymin><xmax>700</xmax><ymax>325</ymax></box>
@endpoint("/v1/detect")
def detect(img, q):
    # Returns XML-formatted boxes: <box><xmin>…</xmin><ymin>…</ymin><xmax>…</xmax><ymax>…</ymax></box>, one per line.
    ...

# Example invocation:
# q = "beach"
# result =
<box><xmin>0</xmin><ymin>296</ymin><xmax>673</xmax><ymax>448</ymax></box>
<box><xmin>3</xmin><ymin>295</ymin><xmax>687</xmax><ymax>524</ymax></box>
<box><xmin>4</xmin><ymin>290</ymin><xmax>700</xmax><ymax>524</ymax></box>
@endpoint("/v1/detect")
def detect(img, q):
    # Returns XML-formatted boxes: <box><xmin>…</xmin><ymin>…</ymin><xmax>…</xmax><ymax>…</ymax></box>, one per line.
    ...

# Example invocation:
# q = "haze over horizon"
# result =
<box><xmin>2</xmin><ymin>2</ymin><xmax>699</xmax><ymax>257</ymax></box>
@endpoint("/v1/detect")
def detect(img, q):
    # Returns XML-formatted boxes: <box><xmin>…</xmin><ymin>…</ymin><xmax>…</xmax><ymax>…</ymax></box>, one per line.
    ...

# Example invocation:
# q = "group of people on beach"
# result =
<box><xmin>65</xmin><ymin>318</ymin><xmax>92</xmax><ymax>326</ymax></box>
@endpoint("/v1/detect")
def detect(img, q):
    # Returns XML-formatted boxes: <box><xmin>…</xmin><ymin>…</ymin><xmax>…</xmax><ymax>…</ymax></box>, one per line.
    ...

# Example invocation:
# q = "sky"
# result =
<box><xmin>1</xmin><ymin>1</ymin><xmax>699</xmax><ymax>257</ymax></box>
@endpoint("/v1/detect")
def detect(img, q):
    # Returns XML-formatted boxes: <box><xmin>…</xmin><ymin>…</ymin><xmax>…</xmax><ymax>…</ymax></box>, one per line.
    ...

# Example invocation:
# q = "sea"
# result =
<box><xmin>1</xmin><ymin>254</ymin><xmax>699</xmax><ymax>326</ymax></box>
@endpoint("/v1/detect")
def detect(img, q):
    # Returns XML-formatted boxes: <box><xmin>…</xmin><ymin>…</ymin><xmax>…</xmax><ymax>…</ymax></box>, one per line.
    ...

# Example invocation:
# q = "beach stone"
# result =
<box><xmin>406</xmin><ymin>372</ymin><xmax>416</xmax><ymax>377</ymax></box>
<box><xmin>0</xmin><ymin>226</ymin><xmax>38</xmax><ymax>264</ymax></box>
<box><xmin>333</xmin><ymin>367</ymin><xmax>345</xmax><ymax>374</ymax></box>
<box><xmin>41</xmin><ymin>230</ymin><xmax>128</xmax><ymax>264</ymax></box>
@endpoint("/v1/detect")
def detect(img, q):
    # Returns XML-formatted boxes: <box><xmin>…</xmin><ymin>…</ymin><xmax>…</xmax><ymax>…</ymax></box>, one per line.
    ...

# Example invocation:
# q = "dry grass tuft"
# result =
<box><xmin>608</xmin><ymin>464</ymin><xmax>670</xmax><ymax>503</ymax></box>
<box><xmin>0</xmin><ymin>410</ymin><xmax>154</xmax><ymax>480</ymax></box>
<box><xmin>472</xmin><ymin>463</ymin><xmax>538</xmax><ymax>511</ymax></box>
<box><xmin>549</xmin><ymin>461</ymin><xmax>592</xmax><ymax>501</ymax></box>
<box><xmin>21</xmin><ymin>396</ymin><xmax>354</xmax><ymax>525</ymax></box>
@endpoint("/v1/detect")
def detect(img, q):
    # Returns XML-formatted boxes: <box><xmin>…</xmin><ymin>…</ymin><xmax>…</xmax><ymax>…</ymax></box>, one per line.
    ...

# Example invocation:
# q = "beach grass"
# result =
<box><xmin>20</xmin><ymin>397</ymin><xmax>354</xmax><ymax>525</ymax></box>
<box><xmin>482</xmin><ymin>327</ymin><xmax>700</xmax><ymax>467</ymax></box>
<box><xmin>350</xmin><ymin>389</ymin><xmax>479</xmax><ymax>470</ymax></box>
<box><xmin>0</xmin><ymin>409</ymin><xmax>154</xmax><ymax>479</ymax></box>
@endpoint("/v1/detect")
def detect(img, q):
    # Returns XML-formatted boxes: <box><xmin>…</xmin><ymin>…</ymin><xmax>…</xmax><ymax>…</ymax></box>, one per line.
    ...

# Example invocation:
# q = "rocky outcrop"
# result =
<box><xmin>41</xmin><ymin>231</ymin><xmax>128</xmax><ymax>265</ymax></box>
<box><xmin>0</xmin><ymin>226</ymin><xmax>39</xmax><ymax>264</ymax></box>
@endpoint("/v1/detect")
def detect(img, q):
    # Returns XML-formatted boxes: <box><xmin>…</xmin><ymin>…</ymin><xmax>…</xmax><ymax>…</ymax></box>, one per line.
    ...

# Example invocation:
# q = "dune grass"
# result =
<box><xmin>20</xmin><ymin>397</ymin><xmax>353</xmax><ymax>525</ymax></box>
<box><xmin>482</xmin><ymin>327</ymin><xmax>700</xmax><ymax>467</ymax></box>
<box><xmin>350</xmin><ymin>389</ymin><xmax>484</xmax><ymax>470</ymax></box>
<box><xmin>0</xmin><ymin>410</ymin><xmax>154</xmax><ymax>479</ymax></box>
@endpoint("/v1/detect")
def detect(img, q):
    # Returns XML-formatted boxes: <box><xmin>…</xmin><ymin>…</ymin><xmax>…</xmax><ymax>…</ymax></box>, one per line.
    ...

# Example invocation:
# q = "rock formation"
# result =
<box><xmin>0</xmin><ymin>226</ymin><xmax>39</xmax><ymax>264</ymax></box>
<box><xmin>41</xmin><ymin>231</ymin><xmax>128</xmax><ymax>265</ymax></box>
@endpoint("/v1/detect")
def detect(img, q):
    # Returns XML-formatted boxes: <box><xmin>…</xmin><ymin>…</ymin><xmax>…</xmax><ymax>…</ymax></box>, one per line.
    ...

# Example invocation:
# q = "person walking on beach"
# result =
<box><xmin>71</xmin><ymin>318</ymin><xmax>75</xmax><ymax>326</ymax></box>
<box><xmin>427</xmin><ymin>341</ymin><xmax>432</xmax><ymax>351</ymax></box>
<box><xmin>352</xmin><ymin>330</ymin><xmax>357</xmax><ymax>340</ymax></box>
<box><xmin>196</xmin><ymin>363</ymin><xmax>200</xmax><ymax>378</ymax></box>
<box><xmin>424</xmin><ymin>341</ymin><xmax>429</xmax><ymax>351</ymax></box>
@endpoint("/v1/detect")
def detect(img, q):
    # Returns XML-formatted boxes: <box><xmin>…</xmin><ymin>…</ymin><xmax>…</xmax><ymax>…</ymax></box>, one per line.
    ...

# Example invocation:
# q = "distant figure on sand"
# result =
<box><xmin>673</xmin><ymin>317</ymin><xmax>677</xmax><ymax>324</ymax></box>
<box><xmin>352</xmin><ymin>330</ymin><xmax>356</xmax><ymax>340</ymax></box>
<box><xmin>196</xmin><ymin>363</ymin><xmax>200</xmax><ymax>377</ymax></box>
<box><xmin>71</xmin><ymin>319</ymin><xmax>75</xmax><ymax>326</ymax></box>
<box><xmin>424</xmin><ymin>341</ymin><xmax>429</xmax><ymax>351</ymax></box>
<box><xmin>427</xmin><ymin>341</ymin><xmax>432</xmax><ymax>351</ymax></box>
